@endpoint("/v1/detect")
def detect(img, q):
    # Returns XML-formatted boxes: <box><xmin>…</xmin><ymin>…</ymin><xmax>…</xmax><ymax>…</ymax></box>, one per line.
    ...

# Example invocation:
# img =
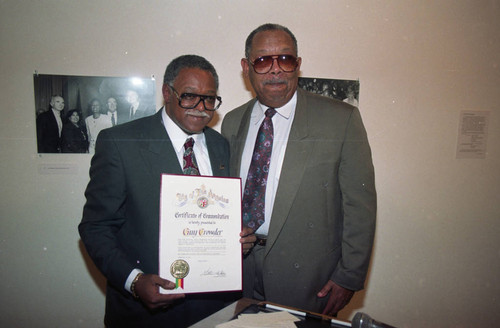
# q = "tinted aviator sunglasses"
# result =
<box><xmin>249</xmin><ymin>54</ymin><xmax>299</xmax><ymax>74</ymax></box>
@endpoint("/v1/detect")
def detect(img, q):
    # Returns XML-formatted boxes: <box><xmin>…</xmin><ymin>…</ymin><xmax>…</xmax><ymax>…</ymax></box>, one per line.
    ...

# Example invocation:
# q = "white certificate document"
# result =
<box><xmin>159</xmin><ymin>174</ymin><xmax>242</xmax><ymax>294</ymax></box>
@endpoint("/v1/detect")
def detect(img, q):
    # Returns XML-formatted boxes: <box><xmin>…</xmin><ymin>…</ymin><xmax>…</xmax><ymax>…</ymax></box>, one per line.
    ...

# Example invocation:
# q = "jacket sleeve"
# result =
<box><xmin>331</xmin><ymin>107</ymin><xmax>377</xmax><ymax>291</ymax></box>
<box><xmin>78</xmin><ymin>129</ymin><xmax>135</xmax><ymax>291</ymax></box>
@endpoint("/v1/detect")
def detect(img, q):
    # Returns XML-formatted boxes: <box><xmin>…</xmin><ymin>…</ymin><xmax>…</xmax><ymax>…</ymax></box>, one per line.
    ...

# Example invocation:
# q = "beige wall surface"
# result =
<box><xmin>1</xmin><ymin>1</ymin><xmax>499</xmax><ymax>327</ymax></box>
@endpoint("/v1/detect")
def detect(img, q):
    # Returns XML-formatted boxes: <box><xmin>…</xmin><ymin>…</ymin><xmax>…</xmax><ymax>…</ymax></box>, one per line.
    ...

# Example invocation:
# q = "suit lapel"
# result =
<box><xmin>139</xmin><ymin>111</ymin><xmax>182</xmax><ymax>177</ymax></box>
<box><xmin>230</xmin><ymin>100</ymin><xmax>255</xmax><ymax>177</ymax></box>
<box><xmin>139</xmin><ymin>112</ymin><xmax>229</xmax><ymax>179</ymax></box>
<box><xmin>266</xmin><ymin>90</ymin><xmax>312</xmax><ymax>255</ymax></box>
<box><xmin>206</xmin><ymin>129</ymin><xmax>228</xmax><ymax>177</ymax></box>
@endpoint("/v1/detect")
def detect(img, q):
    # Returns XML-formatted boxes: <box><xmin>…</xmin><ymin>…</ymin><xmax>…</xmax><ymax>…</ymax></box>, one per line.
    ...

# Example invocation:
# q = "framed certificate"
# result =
<box><xmin>159</xmin><ymin>174</ymin><xmax>242</xmax><ymax>294</ymax></box>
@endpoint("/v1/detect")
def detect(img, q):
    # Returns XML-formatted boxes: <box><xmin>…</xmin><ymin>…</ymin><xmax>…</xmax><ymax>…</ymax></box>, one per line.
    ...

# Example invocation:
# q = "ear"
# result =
<box><xmin>296</xmin><ymin>56</ymin><xmax>302</xmax><ymax>71</ymax></box>
<box><xmin>241</xmin><ymin>58</ymin><xmax>250</xmax><ymax>78</ymax></box>
<box><xmin>162</xmin><ymin>84</ymin><xmax>171</xmax><ymax>102</ymax></box>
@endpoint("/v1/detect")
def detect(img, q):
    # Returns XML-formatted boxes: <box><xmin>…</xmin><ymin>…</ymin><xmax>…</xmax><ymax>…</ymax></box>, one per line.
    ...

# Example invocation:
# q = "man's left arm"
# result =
<box><xmin>319</xmin><ymin>106</ymin><xmax>377</xmax><ymax>315</ymax></box>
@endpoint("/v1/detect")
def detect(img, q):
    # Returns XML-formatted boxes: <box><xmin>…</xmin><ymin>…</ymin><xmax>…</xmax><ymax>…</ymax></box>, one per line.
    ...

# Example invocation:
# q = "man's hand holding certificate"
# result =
<box><xmin>159</xmin><ymin>174</ymin><xmax>243</xmax><ymax>294</ymax></box>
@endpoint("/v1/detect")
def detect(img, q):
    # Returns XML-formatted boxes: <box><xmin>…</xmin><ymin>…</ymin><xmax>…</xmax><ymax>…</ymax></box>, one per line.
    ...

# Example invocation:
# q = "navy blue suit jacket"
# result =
<box><xmin>79</xmin><ymin>110</ymin><xmax>232</xmax><ymax>327</ymax></box>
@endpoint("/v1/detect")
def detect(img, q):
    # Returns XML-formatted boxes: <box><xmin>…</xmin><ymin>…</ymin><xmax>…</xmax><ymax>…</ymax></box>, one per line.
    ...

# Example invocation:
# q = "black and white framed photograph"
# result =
<box><xmin>298</xmin><ymin>77</ymin><xmax>360</xmax><ymax>107</ymax></box>
<box><xmin>34</xmin><ymin>73</ymin><xmax>156</xmax><ymax>154</ymax></box>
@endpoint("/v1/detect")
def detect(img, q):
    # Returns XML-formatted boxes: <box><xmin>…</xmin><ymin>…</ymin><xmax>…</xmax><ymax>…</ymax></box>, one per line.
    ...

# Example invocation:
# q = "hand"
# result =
<box><xmin>134</xmin><ymin>273</ymin><xmax>185</xmax><ymax>310</ymax></box>
<box><xmin>317</xmin><ymin>280</ymin><xmax>354</xmax><ymax>316</ymax></box>
<box><xmin>240</xmin><ymin>227</ymin><xmax>257</xmax><ymax>254</ymax></box>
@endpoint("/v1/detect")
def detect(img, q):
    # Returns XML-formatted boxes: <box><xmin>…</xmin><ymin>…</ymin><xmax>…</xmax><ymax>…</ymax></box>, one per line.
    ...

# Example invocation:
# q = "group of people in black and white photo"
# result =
<box><xmin>36</xmin><ymin>90</ymin><xmax>155</xmax><ymax>154</ymax></box>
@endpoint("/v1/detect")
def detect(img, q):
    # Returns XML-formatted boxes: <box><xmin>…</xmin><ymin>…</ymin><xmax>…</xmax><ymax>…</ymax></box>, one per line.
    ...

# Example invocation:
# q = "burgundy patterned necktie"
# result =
<box><xmin>242</xmin><ymin>108</ymin><xmax>276</xmax><ymax>231</ymax></box>
<box><xmin>183</xmin><ymin>137</ymin><xmax>200</xmax><ymax>175</ymax></box>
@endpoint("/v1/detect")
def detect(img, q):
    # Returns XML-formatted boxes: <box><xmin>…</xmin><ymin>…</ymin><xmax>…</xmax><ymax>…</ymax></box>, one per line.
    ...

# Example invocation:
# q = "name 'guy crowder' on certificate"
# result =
<box><xmin>159</xmin><ymin>174</ymin><xmax>242</xmax><ymax>294</ymax></box>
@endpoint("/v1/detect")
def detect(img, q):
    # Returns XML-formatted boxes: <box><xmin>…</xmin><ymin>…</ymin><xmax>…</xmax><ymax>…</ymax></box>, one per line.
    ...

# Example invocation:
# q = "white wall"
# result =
<box><xmin>1</xmin><ymin>1</ymin><xmax>499</xmax><ymax>327</ymax></box>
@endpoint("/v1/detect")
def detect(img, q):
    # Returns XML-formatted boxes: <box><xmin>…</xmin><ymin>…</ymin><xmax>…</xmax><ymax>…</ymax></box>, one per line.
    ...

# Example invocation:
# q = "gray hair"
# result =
<box><xmin>245</xmin><ymin>23</ymin><xmax>298</xmax><ymax>59</ymax></box>
<box><xmin>163</xmin><ymin>54</ymin><xmax>219</xmax><ymax>89</ymax></box>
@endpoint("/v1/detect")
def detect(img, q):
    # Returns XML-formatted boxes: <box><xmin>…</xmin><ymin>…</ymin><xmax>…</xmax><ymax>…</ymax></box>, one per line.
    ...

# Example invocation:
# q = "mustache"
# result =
<box><xmin>186</xmin><ymin>110</ymin><xmax>210</xmax><ymax>118</ymax></box>
<box><xmin>263</xmin><ymin>79</ymin><xmax>287</xmax><ymax>85</ymax></box>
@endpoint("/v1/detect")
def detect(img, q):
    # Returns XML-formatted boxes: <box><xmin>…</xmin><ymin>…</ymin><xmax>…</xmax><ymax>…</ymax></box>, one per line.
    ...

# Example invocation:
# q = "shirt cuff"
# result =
<box><xmin>124</xmin><ymin>268</ymin><xmax>144</xmax><ymax>293</ymax></box>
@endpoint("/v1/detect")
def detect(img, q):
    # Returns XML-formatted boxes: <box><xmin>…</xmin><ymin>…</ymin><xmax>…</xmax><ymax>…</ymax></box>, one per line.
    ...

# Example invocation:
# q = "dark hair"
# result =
<box><xmin>245</xmin><ymin>23</ymin><xmax>298</xmax><ymax>59</ymax></box>
<box><xmin>88</xmin><ymin>98</ymin><xmax>102</xmax><ymax>106</ymax></box>
<box><xmin>163</xmin><ymin>54</ymin><xmax>219</xmax><ymax>89</ymax></box>
<box><xmin>88</xmin><ymin>98</ymin><xmax>103</xmax><ymax>114</ymax></box>
<box><xmin>65</xmin><ymin>109</ymin><xmax>80</xmax><ymax>120</ymax></box>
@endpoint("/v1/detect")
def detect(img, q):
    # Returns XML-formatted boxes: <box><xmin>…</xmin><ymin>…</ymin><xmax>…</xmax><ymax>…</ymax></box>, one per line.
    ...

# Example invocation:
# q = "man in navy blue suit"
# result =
<box><xmin>79</xmin><ymin>55</ymin><xmax>255</xmax><ymax>327</ymax></box>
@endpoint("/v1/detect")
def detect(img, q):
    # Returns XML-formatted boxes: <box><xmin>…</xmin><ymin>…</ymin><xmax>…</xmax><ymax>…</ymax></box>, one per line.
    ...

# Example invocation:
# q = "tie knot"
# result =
<box><xmin>265</xmin><ymin>108</ymin><xmax>276</xmax><ymax>118</ymax></box>
<box><xmin>184</xmin><ymin>137</ymin><xmax>195</xmax><ymax>149</ymax></box>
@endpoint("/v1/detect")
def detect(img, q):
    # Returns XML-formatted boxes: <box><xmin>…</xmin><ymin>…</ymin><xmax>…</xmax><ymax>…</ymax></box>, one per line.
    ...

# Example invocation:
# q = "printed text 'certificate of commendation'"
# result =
<box><xmin>159</xmin><ymin>174</ymin><xmax>242</xmax><ymax>294</ymax></box>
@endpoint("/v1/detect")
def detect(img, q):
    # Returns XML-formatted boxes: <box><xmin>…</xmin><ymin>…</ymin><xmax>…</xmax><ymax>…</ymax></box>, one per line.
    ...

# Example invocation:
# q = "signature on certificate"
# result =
<box><xmin>201</xmin><ymin>268</ymin><xmax>226</xmax><ymax>277</ymax></box>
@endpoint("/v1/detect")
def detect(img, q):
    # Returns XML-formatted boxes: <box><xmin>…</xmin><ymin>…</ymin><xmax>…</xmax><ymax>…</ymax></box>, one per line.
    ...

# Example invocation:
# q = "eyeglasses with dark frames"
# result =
<box><xmin>249</xmin><ymin>54</ymin><xmax>299</xmax><ymax>74</ymax></box>
<box><xmin>170</xmin><ymin>86</ymin><xmax>222</xmax><ymax>111</ymax></box>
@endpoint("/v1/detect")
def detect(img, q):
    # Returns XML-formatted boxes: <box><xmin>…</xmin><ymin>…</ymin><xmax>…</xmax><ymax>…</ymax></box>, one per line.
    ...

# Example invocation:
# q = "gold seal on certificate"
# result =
<box><xmin>170</xmin><ymin>259</ymin><xmax>190</xmax><ymax>279</ymax></box>
<box><xmin>159</xmin><ymin>174</ymin><xmax>242</xmax><ymax>294</ymax></box>
<box><xmin>197</xmin><ymin>196</ymin><xmax>209</xmax><ymax>209</ymax></box>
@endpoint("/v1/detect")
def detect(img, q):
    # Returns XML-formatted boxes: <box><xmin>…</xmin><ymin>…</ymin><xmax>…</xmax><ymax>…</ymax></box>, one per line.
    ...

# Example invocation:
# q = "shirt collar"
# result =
<box><xmin>161</xmin><ymin>107</ymin><xmax>206</xmax><ymax>153</ymax></box>
<box><xmin>254</xmin><ymin>90</ymin><xmax>297</xmax><ymax>123</ymax></box>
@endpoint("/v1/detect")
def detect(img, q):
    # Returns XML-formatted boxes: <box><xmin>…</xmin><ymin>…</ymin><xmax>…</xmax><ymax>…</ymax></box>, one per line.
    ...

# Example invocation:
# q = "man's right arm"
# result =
<box><xmin>78</xmin><ymin>130</ymin><xmax>135</xmax><ymax>290</ymax></box>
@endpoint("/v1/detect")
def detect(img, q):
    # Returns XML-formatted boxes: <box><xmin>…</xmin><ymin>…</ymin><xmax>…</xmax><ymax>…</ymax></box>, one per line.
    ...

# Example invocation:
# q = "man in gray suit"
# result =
<box><xmin>79</xmin><ymin>55</ymin><xmax>254</xmax><ymax>327</ymax></box>
<box><xmin>221</xmin><ymin>24</ymin><xmax>377</xmax><ymax>316</ymax></box>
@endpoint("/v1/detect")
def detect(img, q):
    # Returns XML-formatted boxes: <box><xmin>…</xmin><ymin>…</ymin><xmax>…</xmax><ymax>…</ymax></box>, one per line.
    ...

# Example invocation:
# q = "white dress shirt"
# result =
<box><xmin>161</xmin><ymin>107</ymin><xmax>213</xmax><ymax>176</ymax></box>
<box><xmin>107</xmin><ymin>111</ymin><xmax>118</xmax><ymax>126</ymax></box>
<box><xmin>239</xmin><ymin>92</ymin><xmax>297</xmax><ymax>236</ymax></box>
<box><xmin>52</xmin><ymin>108</ymin><xmax>63</xmax><ymax>137</ymax></box>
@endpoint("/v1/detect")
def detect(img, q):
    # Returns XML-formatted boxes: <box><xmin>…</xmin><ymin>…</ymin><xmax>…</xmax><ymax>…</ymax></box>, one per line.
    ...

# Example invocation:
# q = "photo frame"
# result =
<box><xmin>298</xmin><ymin>77</ymin><xmax>360</xmax><ymax>107</ymax></box>
<box><xmin>34</xmin><ymin>73</ymin><xmax>156</xmax><ymax>154</ymax></box>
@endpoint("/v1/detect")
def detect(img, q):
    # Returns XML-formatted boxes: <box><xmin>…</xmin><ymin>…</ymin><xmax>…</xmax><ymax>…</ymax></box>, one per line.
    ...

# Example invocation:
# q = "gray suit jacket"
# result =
<box><xmin>221</xmin><ymin>88</ymin><xmax>376</xmax><ymax>312</ymax></box>
<box><xmin>79</xmin><ymin>110</ymin><xmax>231</xmax><ymax>326</ymax></box>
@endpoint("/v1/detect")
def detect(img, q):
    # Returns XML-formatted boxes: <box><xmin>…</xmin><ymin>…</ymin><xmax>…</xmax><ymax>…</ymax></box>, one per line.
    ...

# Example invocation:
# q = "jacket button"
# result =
<box><xmin>294</xmin><ymin>263</ymin><xmax>300</xmax><ymax>269</ymax></box>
